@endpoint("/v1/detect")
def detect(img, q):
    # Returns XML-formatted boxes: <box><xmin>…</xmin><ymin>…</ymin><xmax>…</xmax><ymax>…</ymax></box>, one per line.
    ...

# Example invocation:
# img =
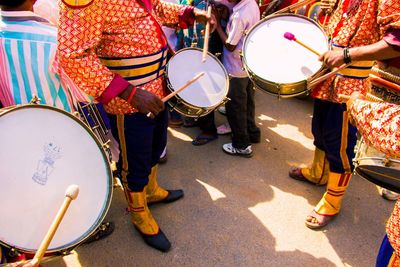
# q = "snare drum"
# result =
<box><xmin>354</xmin><ymin>137</ymin><xmax>400</xmax><ymax>194</ymax></box>
<box><xmin>0</xmin><ymin>105</ymin><xmax>113</xmax><ymax>253</ymax></box>
<box><xmin>166</xmin><ymin>48</ymin><xmax>229</xmax><ymax>117</ymax></box>
<box><xmin>242</xmin><ymin>14</ymin><xmax>328</xmax><ymax>97</ymax></box>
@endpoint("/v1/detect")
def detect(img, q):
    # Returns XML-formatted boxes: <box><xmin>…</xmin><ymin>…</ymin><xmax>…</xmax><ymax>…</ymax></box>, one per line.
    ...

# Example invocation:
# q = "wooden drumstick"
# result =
<box><xmin>162</xmin><ymin>72</ymin><xmax>205</xmax><ymax>102</ymax></box>
<box><xmin>307</xmin><ymin>63</ymin><xmax>351</xmax><ymax>88</ymax></box>
<box><xmin>284</xmin><ymin>32</ymin><xmax>321</xmax><ymax>56</ymax></box>
<box><xmin>202</xmin><ymin>6</ymin><xmax>212</xmax><ymax>63</ymax></box>
<box><xmin>27</xmin><ymin>185</ymin><xmax>80</xmax><ymax>267</ymax></box>
<box><xmin>338</xmin><ymin>93</ymin><xmax>383</xmax><ymax>102</ymax></box>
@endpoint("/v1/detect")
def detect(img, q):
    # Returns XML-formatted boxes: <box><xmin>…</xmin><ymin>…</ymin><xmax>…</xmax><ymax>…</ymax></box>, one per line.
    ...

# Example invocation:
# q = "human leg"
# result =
<box><xmin>223</xmin><ymin>77</ymin><xmax>252</xmax><ymax>156</ymax></box>
<box><xmin>245</xmin><ymin>82</ymin><xmax>260</xmax><ymax>143</ymax></box>
<box><xmin>306</xmin><ymin>101</ymin><xmax>358</xmax><ymax>229</ymax></box>
<box><xmin>109</xmin><ymin>112</ymin><xmax>171</xmax><ymax>252</ymax></box>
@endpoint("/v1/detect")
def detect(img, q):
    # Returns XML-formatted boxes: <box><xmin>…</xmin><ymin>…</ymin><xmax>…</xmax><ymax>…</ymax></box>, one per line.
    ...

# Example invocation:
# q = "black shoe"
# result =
<box><xmin>139</xmin><ymin>229</ymin><xmax>171</xmax><ymax>252</ymax></box>
<box><xmin>148</xmin><ymin>189</ymin><xmax>184</xmax><ymax>205</ymax></box>
<box><xmin>83</xmin><ymin>221</ymin><xmax>115</xmax><ymax>245</ymax></box>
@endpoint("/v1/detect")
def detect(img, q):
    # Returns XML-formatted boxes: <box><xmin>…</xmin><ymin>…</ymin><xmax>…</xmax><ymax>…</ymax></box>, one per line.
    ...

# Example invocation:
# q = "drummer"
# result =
<box><xmin>58</xmin><ymin>0</ymin><xmax>214</xmax><ymax>252</ymax></box>
<box><xmin>0</xmin><ymin>0</ymin><xmax>115</xmax><ymax>262</ymax></box>
<box><xmin>289</xmin><ymin>0</ymin><xmax>400</xmax><ymax>229</ymax></box>
<box><xmin>213</xmin><ymin>0</ymin><xmax>261</xmax><ymax>157</ymax></box>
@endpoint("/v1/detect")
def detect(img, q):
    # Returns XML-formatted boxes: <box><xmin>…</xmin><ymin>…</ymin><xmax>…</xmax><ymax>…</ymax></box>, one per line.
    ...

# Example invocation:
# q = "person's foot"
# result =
<box><xmin>218</xmin><ymin>106</ymin><xmax>226</xmax><ymax>115</ymax></box>
<box><xmin>192</xmin><ymin>133</ymin><xmax>218</xmax><ymax>146</ymax></box>
<box><xmin>168</xmin><ymin>118</ymin><xmax>183</xmax><ymax>128</ymax></box>
<box><xmin>222</xmin><ymin>143</ymin><xmax>253</xmax><ymax>158</ymax></box>
<box><xmin>305</xmin><ymin>210</ymin><xmax>337</xmax><ymax>229</ymax></box>
<box><xmin>381</xmin><ymin>188</ymin><xmax>400</xmax><ymax>201</ymax></box>
<box><xmin>217</xmin><ymin>123</ymin><xmax>231</xmax><ymax>135</ymax></box>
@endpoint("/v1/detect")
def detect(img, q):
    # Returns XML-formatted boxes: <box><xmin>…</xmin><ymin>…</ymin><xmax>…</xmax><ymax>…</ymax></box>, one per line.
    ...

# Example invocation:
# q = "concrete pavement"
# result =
<box><xmin>46</xmin><ymin>91</ymin><xmax>395</xmax><ymax>267</ymax></box>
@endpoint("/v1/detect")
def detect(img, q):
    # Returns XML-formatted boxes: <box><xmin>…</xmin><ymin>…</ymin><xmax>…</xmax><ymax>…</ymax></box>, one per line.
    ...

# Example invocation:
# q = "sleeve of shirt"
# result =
<box><xmin>58</xmin><ymin>0</ymin><xmax>130</xmax><ymax>105</ymax></box>
<box><xmin>153</xmin><ymin>0</ymin><xmax>195</xmax><ymax>29</ymax></box>
<box><xmin>226</xmin><ymin>14</ymin><xmax>245</xmax><ymax>46</ymax></box>
<box><xmin>349</xmin><ymin>99</ymin><xmax>400</xmax><ymax>158</ymax></box>
<box><xmin>383</xmin><ymin>29</ymin><xmax>400</xmax><ymax>51</ymax></box>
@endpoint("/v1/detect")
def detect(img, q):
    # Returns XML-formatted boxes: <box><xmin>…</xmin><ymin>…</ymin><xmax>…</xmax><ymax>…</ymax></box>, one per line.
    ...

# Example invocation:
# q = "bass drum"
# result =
<box><xmin>0</xmin><ymin>104</ymin><xmax>113</xmax><ymax>253</ymax></box>
<box><xmin>242</xmin><ymin>14</ymin><xmax>328</xmax><ymax>97</ymax></box>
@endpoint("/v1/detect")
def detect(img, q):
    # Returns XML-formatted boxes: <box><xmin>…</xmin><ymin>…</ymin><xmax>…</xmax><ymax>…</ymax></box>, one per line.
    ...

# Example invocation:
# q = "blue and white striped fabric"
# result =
<box><xmin>0</xmin><ymin>11</ymin><xmax>73</xmax><ymax>112</ymax></box>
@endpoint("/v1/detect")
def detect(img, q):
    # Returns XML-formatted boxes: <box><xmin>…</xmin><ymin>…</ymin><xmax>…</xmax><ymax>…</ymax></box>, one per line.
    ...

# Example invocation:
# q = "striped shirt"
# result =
<box><xmin>0</xmin><ymin>11</ymin><xmax>74</xmax><ymax>112</ymax></box>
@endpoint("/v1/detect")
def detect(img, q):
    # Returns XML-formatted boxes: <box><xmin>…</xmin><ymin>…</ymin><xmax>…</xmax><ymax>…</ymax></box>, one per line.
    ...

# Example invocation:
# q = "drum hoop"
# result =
<box><xmin>242</xmin><ymin>13</ymin><xmax>329</xmax><ymax>87</ymax></box>
<box><xmin>166</xmin><ymin>47</ymin><xmax>230</xmax><ymax>108</ymax></box>
<box><xmin>0</xmin><ymin>104</ymin><xmax>113</xmax><ymax>253</ymax></box>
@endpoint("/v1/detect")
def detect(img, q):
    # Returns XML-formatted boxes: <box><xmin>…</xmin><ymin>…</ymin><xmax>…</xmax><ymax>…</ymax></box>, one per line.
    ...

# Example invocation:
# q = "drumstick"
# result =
<box><xmin>284</xmin><ymin>32</ymin><xmax>321</xmax><ymax>56</ymax></box>
<box><xmin>307</xmin><ymin>63</ymin><xmax>351</xmax><ymax>88</ymax></box>
<box><xmin>202</xmin><ymin>6</ymin><xmax>212</xmax><ymax>63</ymax></box>
<box><xmin>27</xmin><ymin>185</ymin><xmax>80</xmax><ymax>267</ymax></box>
<box><xmin>338</xmin><ymin>93</ymin><xmax>383</xmax><ymax>102</ymax></box>
<box><xmin>162</xmin><ymin>72</ymin><xmax>205</xmax><ymax>102</ymax></box>
<box><xmin>274</xmin><ymin>0</ymin><xmax>317</xmax><ymax>14</ymax></box>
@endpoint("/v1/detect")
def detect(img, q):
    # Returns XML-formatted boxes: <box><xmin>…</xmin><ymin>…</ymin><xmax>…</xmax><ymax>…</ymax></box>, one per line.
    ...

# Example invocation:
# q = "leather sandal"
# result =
<box><xmin>305</xmin><ymin>210</ymin><xmax>337</xmax><ymax>229</ymax></box>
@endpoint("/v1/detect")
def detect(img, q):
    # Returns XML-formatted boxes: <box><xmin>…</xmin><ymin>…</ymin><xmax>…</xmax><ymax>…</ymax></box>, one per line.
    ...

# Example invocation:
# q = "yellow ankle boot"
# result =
<box><xmin>125</xmin><ymin>189</ymin><xmax>171</xmax><ymax>252</ymax></box>
<box><xmin>302</xmin><ymin>148</ymin><xmax>330</xmax><ymax>185</ymax></box>
<box><xmin>315</xmin><ymin>171</ymin><xmax>353</xmax><ymax>215</ymax></box>
<box><xmin>145</xmin><ymin>165</ymin><xmax>184</xmax><ymax>204</ymax></box>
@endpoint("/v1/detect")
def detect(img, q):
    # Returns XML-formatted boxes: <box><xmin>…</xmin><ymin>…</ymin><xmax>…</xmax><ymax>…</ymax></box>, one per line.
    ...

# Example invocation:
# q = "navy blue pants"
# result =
<box><xmin>312</xmin><ymin>99</ymin><xmax>358</xmax><ymax>173</ymax></box>
<box><xmin>109</xmin><ymin>109</ymin><xmax>168</xmax><ymax>191</ymax></box>
<box><xmin>376</xmin><ymin>235</ymin><xmax>395</xmax><ymax>267</ymax></box>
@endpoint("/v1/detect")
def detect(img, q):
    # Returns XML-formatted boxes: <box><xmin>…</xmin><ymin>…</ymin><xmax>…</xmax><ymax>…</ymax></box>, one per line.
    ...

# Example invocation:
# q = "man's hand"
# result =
<box><xmin>131</xmin><ymin>88</ymin><xmax>164</xmax><ymax>118</ymax></box>
<box><xmin>319</xmin><ymin>49</ymin><xmax>345</xmax><ymax>69</ymax></box>
<box><xmin>121</xmin><ymin>85</ymin><xmax>164</xmax><ymax>118</ymax></box>
<box><xmin>194</xmin><ymin>8</ymin><xmax>216</xmax><ymax>30</ymax></box>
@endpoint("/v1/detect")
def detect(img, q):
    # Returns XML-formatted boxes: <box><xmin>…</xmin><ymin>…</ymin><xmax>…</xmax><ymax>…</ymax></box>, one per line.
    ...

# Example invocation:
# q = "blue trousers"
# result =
<box><xmin>109</xmin><ymin>109</ymin><xmax>168</xmax><ymax>191</ymax></box>
<box><xmin>376</xmin><ymin>235</ymin><xmax>395</xmax><ymax>267</ymax></box>
<box><xmin>312</xmin><ymin>99</ymin><xmax>358</xmax><ymax>173</ymax></box>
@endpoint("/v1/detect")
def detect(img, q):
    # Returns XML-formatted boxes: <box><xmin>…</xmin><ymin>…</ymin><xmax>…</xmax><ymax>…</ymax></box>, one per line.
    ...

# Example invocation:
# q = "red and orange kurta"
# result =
<box><xmin>58</xmin><ymin>0</ymin><xmax>194</xmax><ymax>114</ymax></box>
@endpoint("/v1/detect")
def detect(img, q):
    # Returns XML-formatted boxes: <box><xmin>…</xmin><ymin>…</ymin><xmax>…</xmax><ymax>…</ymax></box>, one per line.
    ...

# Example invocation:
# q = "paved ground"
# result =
<box><xmin>46</xmin><ymin>91</ymin><xmax>394</xmax><ymax>267</ymax></box>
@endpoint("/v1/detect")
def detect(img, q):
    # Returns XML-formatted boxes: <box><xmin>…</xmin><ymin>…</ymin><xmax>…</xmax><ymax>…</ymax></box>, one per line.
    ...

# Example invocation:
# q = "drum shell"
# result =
<box><xmin>354</xmin><ymin>138</ymin><xmax>400</xmax><ymax>194</ymax></box>
<box><xmin>0</xmin><ymin>104</ymin><xmax>113</xmax><ymax>253</ymax></box>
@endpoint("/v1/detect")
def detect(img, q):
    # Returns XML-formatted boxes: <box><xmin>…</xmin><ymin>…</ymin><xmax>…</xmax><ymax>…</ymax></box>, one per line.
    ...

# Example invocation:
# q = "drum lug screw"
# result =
<box><xmin>30</xmin><ymin>95</ymin><xmax>42</xmax><ymax>104</ymax></box>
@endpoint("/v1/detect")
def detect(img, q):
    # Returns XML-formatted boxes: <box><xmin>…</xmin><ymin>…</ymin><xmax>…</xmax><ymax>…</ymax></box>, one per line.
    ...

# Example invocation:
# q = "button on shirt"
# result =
<box><xmin>223</xmin><ymin>0</ymin><xmax>259</xmax><ymax>78</ymax></box>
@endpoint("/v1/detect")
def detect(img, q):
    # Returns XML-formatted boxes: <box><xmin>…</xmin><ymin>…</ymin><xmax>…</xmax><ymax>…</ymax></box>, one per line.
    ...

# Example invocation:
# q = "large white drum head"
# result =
<box><xmin>167</xmin><ymin>48</ymin><xmax>228</xmax><ymax>108</ymax></box>
<box><xmin>0</xmin><ymin>105</ymin><xmax>112</xmax><ymax>252</ymax></box>
<box><xmin>243</xmin><ymin>14</ymin><xmax>328</xmax><ymax>84</ymax></box>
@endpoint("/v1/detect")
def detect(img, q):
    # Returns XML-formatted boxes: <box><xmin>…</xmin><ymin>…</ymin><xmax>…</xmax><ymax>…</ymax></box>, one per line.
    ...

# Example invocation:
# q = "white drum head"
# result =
<box><xmin>243</xmin><ymin>14</ymin><xmax>328</xmax><ymax>84</ymax></box>
<box><xmin>0</xmin><ymin>105</ymin><xmax>112</xmax><ymax>252</ymax></box>
<box><xmin>167</xmin><ymin>48</ymin><xmax>228</xmax><ymax>108</ymax></box>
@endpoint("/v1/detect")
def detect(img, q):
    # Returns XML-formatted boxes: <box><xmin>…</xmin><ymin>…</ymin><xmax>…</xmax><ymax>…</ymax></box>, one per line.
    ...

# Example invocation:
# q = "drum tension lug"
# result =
<box><xmin>103</xmin><ymin>139</ymin><xmax>111</xmax><ymax>150</ymax></box>
<box><xmin>30</xmin><ymin>95</ymin><xmax>42</xmax><ymax>104</ymax></box>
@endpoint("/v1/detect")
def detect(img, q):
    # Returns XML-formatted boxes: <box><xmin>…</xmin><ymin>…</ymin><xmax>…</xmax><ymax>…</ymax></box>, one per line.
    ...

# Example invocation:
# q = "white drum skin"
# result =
<box><xmin>243</xmin><ymin>14</ymin><xmax>328</xmax><ymax>97</ymax></box>
<box><xmin>166</xmin><ymin>48</ymin><xmax>229</xmax><ymax>117</ymax></box>
<box><xmin>0</xmin><ymin>105</ymin><xmax>112</xmax><ymax>253</ymax></box>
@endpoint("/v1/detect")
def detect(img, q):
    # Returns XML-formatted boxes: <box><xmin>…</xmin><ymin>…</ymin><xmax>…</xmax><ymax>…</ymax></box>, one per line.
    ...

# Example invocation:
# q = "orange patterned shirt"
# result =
<box><xmin>58</xmin><ymin>0</ymin><xmax>193</xmax><ymax>114</ymax></box>
<box><xmin>311</xmin><ymin>0</ymin><xmax>399</xmax><ymax>102</ymax></box>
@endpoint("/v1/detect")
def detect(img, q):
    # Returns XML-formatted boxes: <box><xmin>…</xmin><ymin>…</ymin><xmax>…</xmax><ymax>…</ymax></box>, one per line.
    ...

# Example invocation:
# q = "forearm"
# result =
<box><xmin>349</xmin><ymin>39</ymin><xmax>400</xmax><ymax>62</ymax></box>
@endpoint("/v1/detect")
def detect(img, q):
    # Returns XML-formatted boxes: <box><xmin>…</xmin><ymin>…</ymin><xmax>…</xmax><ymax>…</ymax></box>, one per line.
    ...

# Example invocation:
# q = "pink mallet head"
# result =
<box><xmin>284</xmin><ymin>32</ymin><xmax>296</xmax><ymax>41</ymax></box>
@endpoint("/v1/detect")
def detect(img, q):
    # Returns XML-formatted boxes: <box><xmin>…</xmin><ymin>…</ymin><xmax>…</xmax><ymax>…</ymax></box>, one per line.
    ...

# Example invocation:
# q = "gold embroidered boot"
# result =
<box><xmin>145</xmin><ymin>165</ymin><xmax>184</xmax><ymax>205</ymax></box>
<box><xmin>126</xmin><ymin>189</ymin><xmax>171</xmax><ymax>252</ymax></box>
<box><xmin>289</xmin><ymin>148</ymin><xmax>329</xmax><ymax>185</ymax></box>
<box><xmin>306</xmin><ymin>171</ymin><xmax>353</xmax><ymax>229</ymax></box>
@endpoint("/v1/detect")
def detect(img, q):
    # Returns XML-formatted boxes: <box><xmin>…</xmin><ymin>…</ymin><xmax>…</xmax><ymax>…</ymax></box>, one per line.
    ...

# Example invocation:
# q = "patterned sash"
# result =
<box><xmin>100</xmin><ymin>46</ymin><xmax>168</xmax><ymax>86</ymax></box>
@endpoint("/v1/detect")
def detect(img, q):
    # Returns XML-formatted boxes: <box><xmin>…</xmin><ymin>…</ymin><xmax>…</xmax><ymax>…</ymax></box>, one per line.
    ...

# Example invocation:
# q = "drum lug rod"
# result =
<box><xmin>30</xmin><ymin>95</ymin><xmax>42</xmax><ymax>104</ymax></box>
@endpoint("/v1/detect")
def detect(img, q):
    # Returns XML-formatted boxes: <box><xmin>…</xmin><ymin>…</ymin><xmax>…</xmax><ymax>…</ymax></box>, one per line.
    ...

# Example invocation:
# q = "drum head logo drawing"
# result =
<box><xmin>32</xmin><ymin>142</ymin><xmax>62</xmax><ymax>185</ymax></box>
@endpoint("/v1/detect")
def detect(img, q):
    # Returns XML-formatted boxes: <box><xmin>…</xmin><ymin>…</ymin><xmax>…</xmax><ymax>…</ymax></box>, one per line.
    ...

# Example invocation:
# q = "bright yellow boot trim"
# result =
<box><xmin>126</xmin><ymin>190</ymin><xmax>160</xmax><ymax>235</ymax></box>
<box><xmin>301</xmin><ymin>148</ymin><xmax>329</xmax><ymax>185</ymax></box>
<box><xmin>315</xmin><ymin>172</ymin><xmax>353</xmax><ymax>215</ymax></box>
<box><xmin>145</xmin><ymin>165</ymin><xmax>169</xmax><ymax>203</ymax></box>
